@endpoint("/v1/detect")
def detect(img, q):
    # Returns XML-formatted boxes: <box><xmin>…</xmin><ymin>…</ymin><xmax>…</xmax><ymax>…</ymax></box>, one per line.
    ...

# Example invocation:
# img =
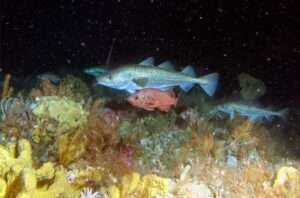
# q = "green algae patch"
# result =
<box><xmin>32</xmin><ymin>96</ymin><xmax>88</xmax><ymax>133</ymax></box>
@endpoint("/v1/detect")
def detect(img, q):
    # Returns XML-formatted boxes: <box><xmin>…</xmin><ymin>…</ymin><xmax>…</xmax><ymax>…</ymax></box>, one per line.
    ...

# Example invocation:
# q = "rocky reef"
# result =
<box><xmin>0</xmin><ymin>75</ymin><xmax>299</xmax><ymax>198</ymax></box>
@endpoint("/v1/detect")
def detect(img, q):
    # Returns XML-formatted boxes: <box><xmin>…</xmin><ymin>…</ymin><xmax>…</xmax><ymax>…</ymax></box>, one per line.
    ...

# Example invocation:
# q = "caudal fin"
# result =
<box><xmin>278</xmin><ymin>108</ymin><xmax>289</xmax><ymax>120</ymax></box>
<box><xmin>179</xmin><ymin>65</ymin><xmax>196</xmax><ymax>92</ymax></box>
<box><xmin>198</xmin><ymin>73</ymin><xmax>219</xmax><ymax>96</ymax></box>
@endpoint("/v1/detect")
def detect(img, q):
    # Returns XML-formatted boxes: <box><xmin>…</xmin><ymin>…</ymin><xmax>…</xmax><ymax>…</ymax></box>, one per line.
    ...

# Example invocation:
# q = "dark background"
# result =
<box><xmin>0</xmin><ymin>0</ymin><xmax>299</xmax><ymax>107</ymax></box>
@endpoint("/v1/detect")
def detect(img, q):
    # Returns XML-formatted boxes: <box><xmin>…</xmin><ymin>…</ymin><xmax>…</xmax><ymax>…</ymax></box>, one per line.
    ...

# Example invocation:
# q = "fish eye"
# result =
<box><xmin>134</xmin><ymin>96</ymin><xmax>138</xmax><ymax>100</ymax></box>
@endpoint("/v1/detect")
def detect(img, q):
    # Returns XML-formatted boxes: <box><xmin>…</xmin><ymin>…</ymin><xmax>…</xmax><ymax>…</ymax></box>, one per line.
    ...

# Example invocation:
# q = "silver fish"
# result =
<box><xmin>37</xmin><ymin>73</ymin><xmax>61</xmax><ymax>84</ymax></box>
<box><xmin>95</xmin><ymin>57</ymin><xmax>219</xmax><ymax>96</ymax></box>
<box><xmin>210</xmin><ymin>102</ymin><xmax>288</xmax><ymax>121</ymax></box>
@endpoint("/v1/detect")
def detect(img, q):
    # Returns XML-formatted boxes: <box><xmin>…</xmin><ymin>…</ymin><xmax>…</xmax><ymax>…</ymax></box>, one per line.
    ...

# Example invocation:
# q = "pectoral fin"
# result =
<box><xmin>133</xmin><ymin>78</ymin><xmax>148</xmax><ymax>87</ymax></box>
<box><xmin>139</xmin><ymin>57</ymin><xmax>155</xmax><ymax>66</ymax></box>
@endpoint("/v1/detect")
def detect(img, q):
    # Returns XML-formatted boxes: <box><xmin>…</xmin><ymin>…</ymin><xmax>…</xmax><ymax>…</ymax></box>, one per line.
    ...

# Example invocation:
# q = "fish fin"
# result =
<box><xmin>158</xmin><ymin>61</ymin><xmax>175</xmax><ymax>71</ymax></box>
<box><xmin>265</xmin><ymin>115</ymin><xmax>274</xmax><ymax>122</ymax></box>
<box><xmin>279</xmin><ymin>108</ymin><xmax>289</xmax><ymax>120</ymax></box>
<box><xmin>133</xmin><ymin>78</ymin><xmax>148</xmax><ymax>87</ymax></box>
<box><xmin>198</xmin><ymin>73</ymin><xmax>219</xmax><ymax>96</ymax></box>
<box><xmin>159</xmin><ymin>105</ymin><xmax>171</xmax><ymax>112</ymax></box>
<box><xmin>229</xmin><ymin>111</ymin><xmax>235</xmax><ymax>120</ymax></box>
<box><xmin>139</xmin><ymin>57</ymin><xmax>155</xmax><ymax>66</ymax></box>
<box><xmin>143</xmin><ymin>107</ymin><xmax>155</xmax><ymax>111</ymax></box>
<box><xmin>159</xmin><ymin>87</ymin><xmax>174</xmax><ymax>91</ymax></box>
<box><xmin>127</xmin><ymin>89</ymin><xmax>136</xmax><ymax>94</ymax></box>
<box><xmin>179</xmin><ymin>83</ymin><xmax>194</xmax><ymax>92</ymax></box>
<box><xmin>181</xmin><ymin>65</ymin><xmax>196</xmax><ymax>77</ymax></box>
<box><xmin>84</xmin><ymin>67</ymin><xmax>108</xmax><ymax>77</ymax></box>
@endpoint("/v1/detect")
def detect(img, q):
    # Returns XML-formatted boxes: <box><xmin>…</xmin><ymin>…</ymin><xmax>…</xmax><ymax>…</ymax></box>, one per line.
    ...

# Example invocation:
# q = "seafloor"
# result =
<box><xmin>0</xmin><ymin>74</ymin><xmax>299</xmax><ymax>198</ymax></box>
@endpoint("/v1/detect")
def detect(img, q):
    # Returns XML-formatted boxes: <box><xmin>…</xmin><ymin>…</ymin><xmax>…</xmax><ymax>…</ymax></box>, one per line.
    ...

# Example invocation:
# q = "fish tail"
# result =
<box><xmin>278</xmin><ymin>108</ymin><xmax>289</xmax><ymax>120</ymax></box>
<box><xmin>179</xmin><ymin>65</ymin><xmax>196</xmax><ymax>92</ymax></box>
<box><xmin>197</xmin><ymin>73</ymin><xmax>219</xmax><ymax>96</ymax></box>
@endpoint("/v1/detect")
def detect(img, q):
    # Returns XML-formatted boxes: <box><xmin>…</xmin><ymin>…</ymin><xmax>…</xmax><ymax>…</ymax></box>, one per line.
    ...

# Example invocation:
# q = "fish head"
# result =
<box><xmin>127</xmin><ymin>92</ymin><xmax>144</xmax><ymax>106</ymax></box>
<box><xmin>84</xmin><ymin>67</ymin><xmax>108</xmax><ymax>77</ymax></box>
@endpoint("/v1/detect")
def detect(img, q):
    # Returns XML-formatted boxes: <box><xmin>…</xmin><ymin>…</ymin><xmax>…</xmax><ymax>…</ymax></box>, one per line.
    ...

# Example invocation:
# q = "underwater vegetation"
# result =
<box><xmin>0</xmin><ymin>58</ymin><xmax>299</xmax><ymax>198</ymax></box>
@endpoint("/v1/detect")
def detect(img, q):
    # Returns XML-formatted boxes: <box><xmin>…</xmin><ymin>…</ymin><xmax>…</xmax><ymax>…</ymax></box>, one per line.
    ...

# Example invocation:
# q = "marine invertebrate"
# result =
<box><xmin>116</xmin><ymin>144</ymin><xmax>136</xmax><ymax>169</ymax></box>
<box><xmin>0</xmin><ymin>139</ymin><xmax>80</xmax><ymax>198</ymax></box>
<box><xmin>32</xmin><ymin>96</ymin><xmax>88</xmax><ymax>133</ymax></box>
<box><xmin>30</xmin><ymin>80</ymin><xmax>58</xmax><ymax>98</ymax></box>
<box><xmin>30</xmin><ymin>75</ymin><xmax>91</xmax><ymax>102</ymax></box>
<box><xmin>83</xmin><ymin>98</ymin><xmax>120</xmax><ymax>163</ymax></box>
<box><xmin>272</xmin><ymin>166</ymin><xmax>300</xmax><ymax>197</ymax></box>
<box><xmin>1</xmin><ymin>73</ymin><xmax>14</xmax><ymax>98</ymax></box>
<box><xmin>57</xmin><ymin>75</ymin><xmax>91</xmax><ymax>102</ymax></box>
<box><xmin>79</xmin><ymin>188</ymin><xmax>104</xmax><ymax>198</ymax></box>
<box><xmin>0</xmin><ymin>97</ymin><xmax>31</xmax><ymax>121</ymax></box>
<box><xmin>107</xmin><ymin>172</ymin><xmax>171</xmax><ymax>198</ymax></box>
<box><xmin>57</xmin><ymin>128</ymin><xmax>87</xmax><ymax>166</ymax></box>
<box><xmin>117</xmin><ymin>111</ymin><xmax>177</xmax><ymax>140</ymax></box>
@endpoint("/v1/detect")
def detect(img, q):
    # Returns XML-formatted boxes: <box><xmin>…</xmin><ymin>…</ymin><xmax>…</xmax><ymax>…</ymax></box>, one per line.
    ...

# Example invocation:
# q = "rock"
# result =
<box><xmin>238</xmin><ymin>73</ymin><xmax>266</xmax><ymax>101</ymax></box>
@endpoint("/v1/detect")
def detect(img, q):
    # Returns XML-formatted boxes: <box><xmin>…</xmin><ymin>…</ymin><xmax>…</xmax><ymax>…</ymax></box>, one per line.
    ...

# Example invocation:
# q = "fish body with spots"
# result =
<box><xmin>94</xmin><ymin>57</ymin><xmax>219</xmax><ymax>96</ymax></box>
<box><xmin>127</xmin><ymin>88</ymin><xmax>178</xmax><ymax>112</ymax></box>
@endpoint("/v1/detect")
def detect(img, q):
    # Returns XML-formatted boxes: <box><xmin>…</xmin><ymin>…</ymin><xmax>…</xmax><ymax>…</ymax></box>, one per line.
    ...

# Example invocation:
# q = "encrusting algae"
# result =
<box><xmin>32</xmin><ymin>96</ymin><xmax>88</xmax><ymax>133</ymax></box>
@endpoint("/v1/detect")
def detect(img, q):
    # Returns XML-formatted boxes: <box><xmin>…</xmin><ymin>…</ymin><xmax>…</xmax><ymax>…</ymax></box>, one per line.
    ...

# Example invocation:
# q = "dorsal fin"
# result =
<box><xmin>158</xmin><ymin>61</ymin><xmax>175</xmax><ymax>71</ymax></box>
<box><xmin>139</xmin><ymin>57</ymin><xmax>155</xmax><ymax>66</ymax></box>
<box><xmin>181</xmin><ymin>65</ymin><xmax>196</xmax><ymax>77</ymax></box>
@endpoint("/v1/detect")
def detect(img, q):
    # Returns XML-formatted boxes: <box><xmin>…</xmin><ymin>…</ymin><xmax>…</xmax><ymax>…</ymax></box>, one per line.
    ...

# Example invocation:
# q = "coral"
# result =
<box><xmin>64</xmin><ymin>98</ymin><xmax>122</xmax><ymax>182</ymax></box>
<box><xmin>238</xmin><ymin>73</ymin><xmax>266</xmax><ymax>101</ymax></box>
<box><xmin>57</xmin><ymin>129</ymin><xmax>87</xmax><ymax>166</ymax></box>
<box><xmin>107</xmin><ymin>172</ymin><xmax>170</xmax><ymax>198</ymax></box>
<box><xmin>117</xmin><ymin>144</ymin><xmax>136</xmax><ymax>169</ymax></box>
<box><xmin>79</xmin><ymin>188</ymin><xmax>104</xmax><ymax>198</ymax></box>
<box><xmin>176</xmin><ymin>182</ymin><xmax>214</xmax><ymax>198</ymax></box>
<box><xmin>83</xmin><ymin>98</ymin><xmax>120</xmax><ymax>164</ymax></box>
<box><xmin>30</xmin><ymin>75</ymin><xmax>91</xmax><ymax>102</ymax></box>
<box><xmin>0</xmin><ymin>97</ymin><xmax>34</xmax><ymax>142</ymax></box>
<box><xmin>117</xmin><ymin>111</ymin><xmax>177</xmax><ymax>140</ymax></box>
<box><xmin>243</xmin><ymin>161</ymin><xmax>271</xmax><ymax>192</ymax></box>
<box><xmin>139</xmin><ymin>128</ymin><xmax>192</xmax><ymax>171</ymax></box>
<box><xmin>32</xmin><ymin>96</ymin><xmax>88</xmax><ymax>133</ymax></box>
<box><xmin>0</xmin><ymin>97</ymin><xmax>32</xmax><ymax>121</ymax></box>
<box><xmin>272</xmin><ymin>166</ymin><xmax>300</xmax><ymax>197</ymax></box>
<box><xmin>66</xmin><ymin>166</ymin><xmax>103</xmax><ymax>188</ymax></box>
<box><xmin>0</xmin><ymin>139</ymin><xmax>80</xmax><ymax>198</ymax></box>
<box><xmin>57</xmin><ymin>75</ymin><xmax>91</xmax><ymax>102</ymax></box>
<box><xmin>30</xmin><ymin>80</ymin><xmax>58</xmax><ymax>98</ymax></box>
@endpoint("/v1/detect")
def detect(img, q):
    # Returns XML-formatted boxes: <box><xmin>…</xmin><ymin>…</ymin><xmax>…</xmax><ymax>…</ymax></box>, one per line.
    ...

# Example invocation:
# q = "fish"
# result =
<box><xmin>84</xmin><ymin>67</ymin><xmax>109</xmax><ymax>77</ymax></box>
<box><xmin>210</xmin><ymin>102</ymin><xmax>288</xmax><ymax>122</ymax></box>
<box><xmin>127</xmin><ymin>88</ymin><xmax>179</xmax><ymax>112</ymax></box>
<box><xmin>95</xmin><ymin>57</ymin><xmax>219</xmax><ymax>96</ymax></box>
<box><xmin>37</xmin><ymin>73</ymin><xmax>61</xmax><ymax>84</ymax></box>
